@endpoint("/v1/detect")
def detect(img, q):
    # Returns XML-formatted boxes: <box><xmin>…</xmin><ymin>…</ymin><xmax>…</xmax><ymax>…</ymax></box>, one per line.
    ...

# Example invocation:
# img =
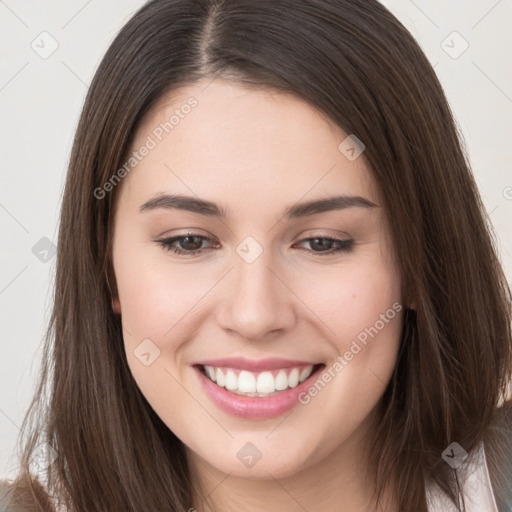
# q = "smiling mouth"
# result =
<box><xmin>196</xmin><ymin>363</ymin><xmax>325</xmax><ymax>397</ymax></box>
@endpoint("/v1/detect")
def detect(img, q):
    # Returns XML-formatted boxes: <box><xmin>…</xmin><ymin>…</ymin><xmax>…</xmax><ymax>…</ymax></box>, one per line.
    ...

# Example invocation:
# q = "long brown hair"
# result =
<box><xmin>2</xmin><ymin>0</ymin><xmax>511</xmax><ymax>510</ymax></box>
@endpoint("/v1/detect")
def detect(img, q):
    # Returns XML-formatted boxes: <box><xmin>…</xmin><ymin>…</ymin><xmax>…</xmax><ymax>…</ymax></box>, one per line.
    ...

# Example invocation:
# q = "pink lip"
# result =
<box><xmin>193</xmin><ymin>363</ymin><xmax>324</xmax><ymax>420</ymax></box>
<box><xmin>195</xmin><ymin>357</ymin><xmax>318</xmax><ymax>372</ymax></box>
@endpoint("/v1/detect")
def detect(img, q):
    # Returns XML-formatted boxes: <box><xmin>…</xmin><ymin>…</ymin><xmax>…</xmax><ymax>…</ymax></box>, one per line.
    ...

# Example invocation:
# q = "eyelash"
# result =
<box><xmin>155</xmin><ymin>232</ymin><xmax>355</xmax><ymax>257</ymax></box>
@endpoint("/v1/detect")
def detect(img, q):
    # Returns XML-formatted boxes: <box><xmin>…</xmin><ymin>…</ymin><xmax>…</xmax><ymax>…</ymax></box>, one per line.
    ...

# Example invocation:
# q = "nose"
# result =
<box><xmin>216</xmin><ymin>247</ymin><xmax>296</xmax><ymax>341</ymax></box>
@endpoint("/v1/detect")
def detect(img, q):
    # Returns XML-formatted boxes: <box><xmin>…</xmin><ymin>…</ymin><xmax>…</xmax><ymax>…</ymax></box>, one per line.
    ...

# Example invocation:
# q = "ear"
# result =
<box><xmin>106</xmin><ymin>261</ymin><xmax>121</xmax><ymax>315</ymax></box>
<box><xmin>112</xmin><ymin>296</ymin><xmax>121</xmax><ymax>314</ymax></box>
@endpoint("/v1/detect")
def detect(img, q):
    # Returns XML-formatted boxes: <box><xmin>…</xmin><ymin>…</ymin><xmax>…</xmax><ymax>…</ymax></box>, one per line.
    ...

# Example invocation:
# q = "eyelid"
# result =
<box><xmin>154</xmin><ymin>231</ymin><xmax>355</xmax><ymax>257</ymax></box>
<box><xmin>156</xmin><ymin>227</ymin><xmax>212</xmax><ymax>239</ymax></box>
<box><xmin>301</xmin><ymin>228</ymin><xmax>352</xmax><ymax>239</ymax></box>
<box><xmin>156</xmin><ymin>227</ymin><xmax>352</xmax><ymax>242</ymax></box>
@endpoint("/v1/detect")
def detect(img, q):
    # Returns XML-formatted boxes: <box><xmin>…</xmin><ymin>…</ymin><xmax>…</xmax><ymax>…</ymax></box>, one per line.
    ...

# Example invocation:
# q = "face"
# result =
<box><xmin>110</xmin><ymin>78</ymin><xmax>403</xmax><ymax>483</ymax></box>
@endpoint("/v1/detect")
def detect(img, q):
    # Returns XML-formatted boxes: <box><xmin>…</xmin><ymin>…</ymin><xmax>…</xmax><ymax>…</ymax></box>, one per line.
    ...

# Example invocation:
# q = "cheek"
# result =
<box><xmin>113</xmin><ymin>244</ymin><xmax>205</xmax><ymax>412</ymax></box>
<box><xmin>292</xmin><ymin>254</ymin><xmax>403</xmax><ymax>400</ymax></box>
<box><xmin>293</xmin><ymin>257</ymin><xmax>402</xmax><ymax>343</ymax></box>
<box><xmin>113</xmin><ymin>239</ymin><xmax>212</xmax><ymax>343</ymax></box>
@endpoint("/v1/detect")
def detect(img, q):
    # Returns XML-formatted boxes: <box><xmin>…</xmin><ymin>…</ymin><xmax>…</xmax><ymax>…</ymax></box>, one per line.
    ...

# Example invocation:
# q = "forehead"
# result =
<box><xmin>118</xmin><ymin>79</ymin><xmax>380</xmax><ymax>215</ymax></box>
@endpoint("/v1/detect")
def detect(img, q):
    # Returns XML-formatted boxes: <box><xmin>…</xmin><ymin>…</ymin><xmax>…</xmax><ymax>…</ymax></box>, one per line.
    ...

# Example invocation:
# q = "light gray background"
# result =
<box><xmin>1</xmin><ymin>0</ymin><xmax>511</xmax><ymax>478</ymax></box>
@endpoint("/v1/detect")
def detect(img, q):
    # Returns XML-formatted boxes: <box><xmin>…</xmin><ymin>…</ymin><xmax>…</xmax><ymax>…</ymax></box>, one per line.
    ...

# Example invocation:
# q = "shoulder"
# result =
<box><xmin>0</xmin><ymin>477</ymin><xmax>55</xmax><ymax>512</ymax></box>
<box><xmin>484</xmin><ymin>400</ymin><xmax>512</xmax><ymax>511</ymax></box>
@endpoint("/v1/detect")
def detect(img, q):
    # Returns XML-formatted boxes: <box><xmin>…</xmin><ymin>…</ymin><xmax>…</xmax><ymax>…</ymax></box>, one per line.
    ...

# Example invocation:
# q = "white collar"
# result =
<box><xmin>425</xmin><ymin>441</ymin><xmax>499</xmax><ymax>512</ymax></box>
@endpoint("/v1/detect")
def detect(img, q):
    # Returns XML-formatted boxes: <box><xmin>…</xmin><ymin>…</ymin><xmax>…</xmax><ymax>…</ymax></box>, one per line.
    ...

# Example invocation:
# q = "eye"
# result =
<box><xmin>155</xmin><ymin>233</ymin><xmax>354</xmax><ymax>257</ymax></box>
<box><xmin>156</xmin><ymin>233</ymin><xmax>218</xmax><ymax>256</ymax></box>
<box><xmin>294</xmin><ymin>236</ymin><xmax>355</xmax><ymax>255</ymax></box>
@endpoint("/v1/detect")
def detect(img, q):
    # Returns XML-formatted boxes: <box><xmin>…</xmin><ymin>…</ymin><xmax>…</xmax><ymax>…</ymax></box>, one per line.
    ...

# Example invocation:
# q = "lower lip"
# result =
<box><xmin>193</xmin><ymin>364</ymin><xmax>324</xmax><ymax>419</ymax></box>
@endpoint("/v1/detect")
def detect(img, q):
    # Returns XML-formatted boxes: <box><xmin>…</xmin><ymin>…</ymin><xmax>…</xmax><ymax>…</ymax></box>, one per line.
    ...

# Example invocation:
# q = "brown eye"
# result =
<box><xmin>296</xmin><ymin>237</ymin><xmax>355</xmax><ymax>255</ymax></box>
<box><xmin>156</xmin><ymin>233</ymin><xmax>219</xmax><ymax>256</ymax></box>
<box><xmin>155</xmin><ymin>234</ymin><xmax>354</xmax><ymax>257</ymax></box>
<box><xmin>176</xmin><ymin>235</ymin><xmax>204</xmax><ymax>251</ymax></box>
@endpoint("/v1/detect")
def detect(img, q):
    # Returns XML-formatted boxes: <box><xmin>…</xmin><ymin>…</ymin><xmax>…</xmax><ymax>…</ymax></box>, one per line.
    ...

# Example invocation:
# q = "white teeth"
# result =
<box><xmin>215</xmin><ymin>367</ymin><xmax>225</xmax><ymax>387</ymax></box>
<box><xmin>206</xmin><ymin>365</ymin><xmax>216</xmax><ymax>381</ymax></box>
<box><xmin>225</xmin><ymin>369</ymin><xmax>238</xmax><ymax>390</ymax></box>
<box><xmin>288</xmin><ymin>368</ymin><xmax>299</xmax><ymax>388</ymax></box>
<box><xmin>202</xmin><ymin>364</ymin><xmax>315</xmax><ymax>395</ymax></box>
<box><xmin>238</xmin><ymin>370</ymin><xmax>257</xmax><ymax>393</ymax></box>
<box><xmin>299</xmin><ymin>366</ymin><xmax>312</xmax><ymax>383</ymax></box>
<box><xmin>256</xmin><ymin>371</ymin><xmax>275</xmax><ymax>393</ymax></box>
<box><xmin>275</xmin><ymin>370</ymin><xmax>288</xmax><ymax>391</ymax></box>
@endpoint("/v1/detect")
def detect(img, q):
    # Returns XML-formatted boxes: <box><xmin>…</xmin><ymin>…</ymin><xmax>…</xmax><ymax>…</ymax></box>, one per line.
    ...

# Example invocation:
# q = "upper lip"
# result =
<box><xmin>194</xmin><ymin>357</ymin><xmax>321</xmax><ymax>372</ymax></box>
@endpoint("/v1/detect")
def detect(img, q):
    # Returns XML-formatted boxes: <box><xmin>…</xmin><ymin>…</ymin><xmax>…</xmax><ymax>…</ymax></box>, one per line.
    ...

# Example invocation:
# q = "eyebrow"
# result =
<box><xmin>139</xmin><ymin>193</ymin><xmax>377</xmax><ymax>219</ymax></box>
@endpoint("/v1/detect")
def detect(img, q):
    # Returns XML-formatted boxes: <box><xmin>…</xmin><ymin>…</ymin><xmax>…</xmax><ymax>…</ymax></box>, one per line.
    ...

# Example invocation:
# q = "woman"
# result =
<box><xmin>1</xmin><ymin>0</ymin><xmax>511</xmax><ymax>510</ymax></box>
